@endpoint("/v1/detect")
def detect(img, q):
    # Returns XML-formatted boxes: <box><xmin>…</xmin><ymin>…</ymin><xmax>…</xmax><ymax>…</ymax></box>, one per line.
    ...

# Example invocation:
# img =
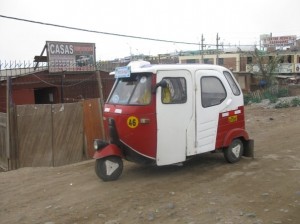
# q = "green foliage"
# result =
<box><xmin>277</xmin><ymin>88</ymin><xmax>289</xmax><ymax>98</ymax></box>
<box><xmin>251</xmin><ymin>97</ymin><xmax>262</xmax><ymax>103</ymax></box>
<box><xmin>275</xmin><ymin>101</ymin><xmax>290</xmax><ymax>109</ymax></box>
<box><xmin>273</xmin><ymin>97</ymin><xmax>300</xmax><ymax>108</ymax></box>
<box><xmin>243</xmin><ymin>94</ymin><xmax>251</xmax><ymax>105</ymax></box>
<box><xmin>262</xmin><ymin>91</ymin><xmax>278</xmax><ymax>103</ymax></box>
<box><xmin>245</xmin><ymin>78</ymin><xmax>299</xmax><ymax>108</ymax></box>
<box><xmin>291</xmin><ymin>98</ymin><xmax>300</xmax><ymax>107</ymax></box>
<box><xmin>245</xmin><ymin>86</ymin><xmax>291</xmax><ymax>107</ymax></box>
<box><xmin>268</xmin><ymin>95</ymin><xmax>278</xmax><ymax>104</ymax></box>
<box><xmin>250</xmin><ymin>48</ymin><xmax>282</xmax><ymax>88</ymax></box>
<box><xmin>243</xmin><ymin>94</ymin><xmax>262</xmax><ymax>105</ymax></box>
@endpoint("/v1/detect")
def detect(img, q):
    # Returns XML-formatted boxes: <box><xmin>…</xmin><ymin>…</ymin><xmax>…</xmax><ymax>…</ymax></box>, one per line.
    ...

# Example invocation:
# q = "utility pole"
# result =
<box><xmin>127</xmin><ymin>43</ymin><xmax>133</xmax><ymax>61</ymax></box>
<box><xmin>216</xmin><ymin>33</ymin><xmax>220</xmax><ymax>65</ymax></box>
<box><xmin>201</xmin><ymin>34</ymin><xmax>205</xmax><ymax>63</ymax></box>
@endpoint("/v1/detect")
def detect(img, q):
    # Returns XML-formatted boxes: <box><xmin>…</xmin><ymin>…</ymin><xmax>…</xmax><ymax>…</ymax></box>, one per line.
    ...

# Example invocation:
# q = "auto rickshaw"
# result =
<box><xmin>93</xmin><ymin>61</ymin><xmax>254</xmax><ymax>181</ymax></box>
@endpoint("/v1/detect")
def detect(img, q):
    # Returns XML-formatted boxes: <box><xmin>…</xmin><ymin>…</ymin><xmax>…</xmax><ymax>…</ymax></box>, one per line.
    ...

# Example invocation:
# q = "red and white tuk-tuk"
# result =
<box><xmin>93</xmin><ymin>61</ymin><xmax>254</xmax><ymax>181</ymax></box>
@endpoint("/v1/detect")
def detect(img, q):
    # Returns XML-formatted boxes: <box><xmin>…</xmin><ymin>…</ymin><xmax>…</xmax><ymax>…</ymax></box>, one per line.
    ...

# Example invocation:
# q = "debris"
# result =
<box><xmin>166</xmin><ymin>202</ymin><xmax>175</xmax><ymax>209</ymax></box>
<box><xmin>104</xmin><ymin>219</ymin><xmax>120</xmax><ymax>224</ymax></box>
<box><xmin>245</xmin><ymin>212</ymin><xmax>256</xmax><ymax>218</ymax></box>
<box><xmin>147</xmin><ymin>212</ymin><xmax>155</xmax><ymax>221</ymax></box>
<box><xmin>98</xmin><ymin>214</ymin><xmax>106</xmax><ymax>218</ymax></box>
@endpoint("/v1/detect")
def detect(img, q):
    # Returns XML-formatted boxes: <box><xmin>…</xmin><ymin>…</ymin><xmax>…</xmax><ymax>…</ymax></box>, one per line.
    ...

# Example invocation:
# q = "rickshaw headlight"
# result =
<box><xmin>93</xmin><ymin>140</ymin><xmax>99</xmax><ymax>150</ymax></box>
<box><xmin>93</xmin><ymin>139</ymin><xmax>108</xmax><ymax>151</ymax></box>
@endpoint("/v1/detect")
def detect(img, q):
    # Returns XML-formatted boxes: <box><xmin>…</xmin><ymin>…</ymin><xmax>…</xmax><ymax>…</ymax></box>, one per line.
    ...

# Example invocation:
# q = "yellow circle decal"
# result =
<box><xmin>127</xmin><ymin>116</ymin><xmax>139</xmax><ymax>128</ymax></box>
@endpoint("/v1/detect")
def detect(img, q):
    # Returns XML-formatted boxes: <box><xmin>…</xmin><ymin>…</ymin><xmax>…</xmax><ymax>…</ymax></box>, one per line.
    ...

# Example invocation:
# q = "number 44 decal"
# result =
<box><xmin>127</xmin><ymin>116</ymin><xmax>139</xmax><ymax>128</ymax></box>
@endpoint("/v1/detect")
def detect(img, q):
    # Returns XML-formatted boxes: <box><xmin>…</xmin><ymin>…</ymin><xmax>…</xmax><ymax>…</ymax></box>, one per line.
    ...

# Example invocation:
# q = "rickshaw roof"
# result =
<box><xmin>111</xmin><ymin>61</ymin><xmax>231</xmax><ymax>76</ymax></box>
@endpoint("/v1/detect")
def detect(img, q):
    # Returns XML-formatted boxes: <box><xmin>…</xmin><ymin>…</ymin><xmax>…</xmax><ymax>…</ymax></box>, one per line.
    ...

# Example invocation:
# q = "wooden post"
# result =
<box><xmin>96</xmin><ymin>71</ymin><xmax>105</xmax><ymax>139</ymax></box>
<box><xmin>9</xmin><ymin>105</ymin><xmax>18</xmax><ymax>169</ymax></box>
<box><xmin>6</xmin><ymin>77</ymin><xmax>18</xmax><ymax>170</ymax></box>
<box><xmin>6</xmin><ymin>77</ymin><xmax>11</xmax><ymax>169</ymax></box>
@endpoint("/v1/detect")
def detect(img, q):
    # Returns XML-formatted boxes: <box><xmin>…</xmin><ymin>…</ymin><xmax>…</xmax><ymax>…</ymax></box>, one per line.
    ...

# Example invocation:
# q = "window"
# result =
<box><xmin>201</xmin><ymin>77</ymin><xmax>226</xmax><ymax>108</ymax></box>
<box><xmin>218</xmin><ymin>58</ymin><xmax>224</xmax><ymax>65</ymax></box>
<box><xmin>204</xmin><ymin>59</ymin><xmax>212</xmax><ymax>64</ymax></box>
<box><xmin>247</xmin><ymin>56</ymin><xmax>252</xmax><ymax>64</ymax></box>
<box><xmin>223</xmin><ymin>71</ymin><xmax>241</xmax><ymax>95</ymax></box>
<box><xmin>161</xmin><ymin>77</ymin><xmax>187</xmax><ymax>104</ymax></box>
<box><xmin>186</xmin><ymin>59</ymin><xmax>197</xmax><ymax>64</ymax></box>
<box><xmin>108</xmin><ymin>73</ymin><xmax>152</xmax><ymax>105</ymax></box>
<box><xmin>279</xmin><ymin>56</ymin><xmax>284</xmax><ymax>63</ymax></box>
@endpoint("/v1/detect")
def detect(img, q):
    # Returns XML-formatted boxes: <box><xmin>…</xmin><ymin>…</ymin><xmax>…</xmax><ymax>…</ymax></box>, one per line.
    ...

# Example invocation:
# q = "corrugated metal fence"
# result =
<box><xmin>0</xmin><ymin>99</ymin><xmax>104</xmax><ymax>170</ymax></box>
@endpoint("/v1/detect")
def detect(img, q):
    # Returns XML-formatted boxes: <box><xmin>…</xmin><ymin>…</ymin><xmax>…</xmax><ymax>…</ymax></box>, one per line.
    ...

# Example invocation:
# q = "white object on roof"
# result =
<box><xmin>127</xmin><ymin>60</ymin><xmax>151</xmax><ymax>69</ymax></box>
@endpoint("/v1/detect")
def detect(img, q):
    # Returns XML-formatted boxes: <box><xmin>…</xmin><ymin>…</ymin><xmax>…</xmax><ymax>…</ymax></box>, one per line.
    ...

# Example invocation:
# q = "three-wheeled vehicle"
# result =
<box><xmin>93</xmin><ymin>61</ymin><xmax>254</xmax><ymax>181</ymax></box>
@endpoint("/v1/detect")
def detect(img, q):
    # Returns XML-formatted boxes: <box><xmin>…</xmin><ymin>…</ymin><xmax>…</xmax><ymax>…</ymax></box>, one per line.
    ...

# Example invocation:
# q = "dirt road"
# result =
<box><xmin>1</xmin><ymin>105</ymin><xmax>300</xmax><ymax>224</ymax></box>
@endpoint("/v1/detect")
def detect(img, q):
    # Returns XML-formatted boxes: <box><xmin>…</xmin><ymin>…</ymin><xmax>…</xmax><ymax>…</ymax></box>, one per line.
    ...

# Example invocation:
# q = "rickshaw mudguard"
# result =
<box><xmin>223</xmin><ymin>128</ymin><xmax>249</xmax><ymax>147</ymax></box>
<box><xmin>222</xmin><ymin>128</ymin><xmax>254</xmax><ymax>158</ymax></box>
<box><xmin>93</xmin><ymin>144</ymin><xmax>124</xmax><ymax>159</ymax></box>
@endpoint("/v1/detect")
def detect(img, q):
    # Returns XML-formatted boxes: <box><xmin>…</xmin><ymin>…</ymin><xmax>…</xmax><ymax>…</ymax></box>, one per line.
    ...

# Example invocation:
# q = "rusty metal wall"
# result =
<box><xmin>83</xmin><ymin>99</ymin><xmax>104</xmax><ymax>158</ymax></box>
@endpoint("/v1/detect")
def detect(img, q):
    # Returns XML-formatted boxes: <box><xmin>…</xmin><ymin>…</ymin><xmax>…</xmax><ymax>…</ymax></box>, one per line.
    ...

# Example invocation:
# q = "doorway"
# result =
<box><xmin>34</xmin><ymin>87</ymin><xmax>57</xmax><ymax>104</ymax></box>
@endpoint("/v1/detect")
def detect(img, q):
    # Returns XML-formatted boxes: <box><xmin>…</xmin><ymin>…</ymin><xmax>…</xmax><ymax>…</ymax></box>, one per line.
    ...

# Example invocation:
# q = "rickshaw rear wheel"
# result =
<box><xmin>224</xmin><ymin>138</ymin><xmax>244</xmax><ymax>163</ymax></box>
<box><xmin>95</xmin><ymin>156</ymin><xmax>123</xmax><ymax>181</ymax></box>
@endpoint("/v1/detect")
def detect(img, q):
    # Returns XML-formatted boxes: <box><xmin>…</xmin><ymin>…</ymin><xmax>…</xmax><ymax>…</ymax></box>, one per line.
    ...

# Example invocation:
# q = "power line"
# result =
<box><xmin>0</xmin><ymin>14</ymin><xmax>256</xmax><ymax>48</ymax></box>
<box><xmin>0</xmin><ymin>14</ymin><xmax>199</xmax><ymax>46</ymax></box>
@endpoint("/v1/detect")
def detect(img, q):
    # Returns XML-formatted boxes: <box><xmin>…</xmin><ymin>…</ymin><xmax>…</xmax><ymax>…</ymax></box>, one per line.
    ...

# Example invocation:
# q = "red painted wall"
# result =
<box><xmin>13</xmin><ymin>89</ymin><xmax>35</xmax><ymax>105</ymax></box>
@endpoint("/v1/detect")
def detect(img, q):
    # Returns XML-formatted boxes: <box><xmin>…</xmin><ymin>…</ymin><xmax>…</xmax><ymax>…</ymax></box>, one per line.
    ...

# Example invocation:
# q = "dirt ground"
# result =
<box><xmin>1</xmin><ymin>105</ymin><xmax>300</xmax><ymax>224</ymax></box>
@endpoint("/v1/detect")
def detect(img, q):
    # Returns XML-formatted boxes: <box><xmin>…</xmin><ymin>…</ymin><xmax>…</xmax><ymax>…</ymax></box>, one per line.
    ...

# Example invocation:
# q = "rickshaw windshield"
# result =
<box><xmin>108</xmin><ymin>73</ymin><xmax>152</xmax><ymax>105</ymax></box>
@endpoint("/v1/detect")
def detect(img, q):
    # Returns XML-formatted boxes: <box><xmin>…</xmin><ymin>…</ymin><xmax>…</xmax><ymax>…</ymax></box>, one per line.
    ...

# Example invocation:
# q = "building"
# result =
<box><xmin>0</xmin><ymin>66</ymin><xmax>113</xmax><ymax>113</ymax></box>
<box><xmin>178</xmin><ymin>43</ymin><xmax>300</xmax><ymax>92</ymax></box>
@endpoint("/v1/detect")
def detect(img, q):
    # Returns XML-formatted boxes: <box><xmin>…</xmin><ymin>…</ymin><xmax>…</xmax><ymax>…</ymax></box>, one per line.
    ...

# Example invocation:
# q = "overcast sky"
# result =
<box><xmin>1</xmin><ymin>0</ymin><xmax>300</xmax><ymax>62</ymax></box>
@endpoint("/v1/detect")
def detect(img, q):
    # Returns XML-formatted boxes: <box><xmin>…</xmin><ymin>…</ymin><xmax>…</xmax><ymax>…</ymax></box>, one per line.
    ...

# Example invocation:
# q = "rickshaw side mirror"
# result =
<box><xmin>152</xmin><ymin>80</ymin><xmax>168</xmax><ymax>94</ymax></box>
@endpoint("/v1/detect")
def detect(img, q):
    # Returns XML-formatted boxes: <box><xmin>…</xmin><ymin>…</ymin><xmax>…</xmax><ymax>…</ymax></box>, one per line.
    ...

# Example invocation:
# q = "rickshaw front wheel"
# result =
<box><xmin>95</xmin><ymin>156</ymin><xmax>123</xmax><ymax>181</ymax></box>
<box><xmin>223</xmin><ymin>138</ymin><xmax>244</xmax><ymax>163</ymax></box>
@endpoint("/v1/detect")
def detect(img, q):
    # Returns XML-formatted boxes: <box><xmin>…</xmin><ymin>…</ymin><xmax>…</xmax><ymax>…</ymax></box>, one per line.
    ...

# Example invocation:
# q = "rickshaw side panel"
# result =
<box><xmin>215</xmin><ymin>106</ymin><xmax>246</xmax><ymax>149</ymax></box>
<box><xmin>103</xmin><ymin>96</ymin><xmax>157</xmax><ymax>160</ymax></box>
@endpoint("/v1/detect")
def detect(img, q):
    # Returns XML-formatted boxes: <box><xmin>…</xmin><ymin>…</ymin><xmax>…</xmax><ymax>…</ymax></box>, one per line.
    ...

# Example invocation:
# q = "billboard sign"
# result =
<box><xmin>46</xmin><ymin>41</ymin><xmax>96</xmax><ymax>73</ymax></box>
<box><xmin>261</xmin><ymin>35</ymin><xmax>296</xmax><ymax>47</ymax></box>
<box><xmin>247</xmin><ymin>63</ymin><xmax>294</xmax><ymax>74</ymax></box>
